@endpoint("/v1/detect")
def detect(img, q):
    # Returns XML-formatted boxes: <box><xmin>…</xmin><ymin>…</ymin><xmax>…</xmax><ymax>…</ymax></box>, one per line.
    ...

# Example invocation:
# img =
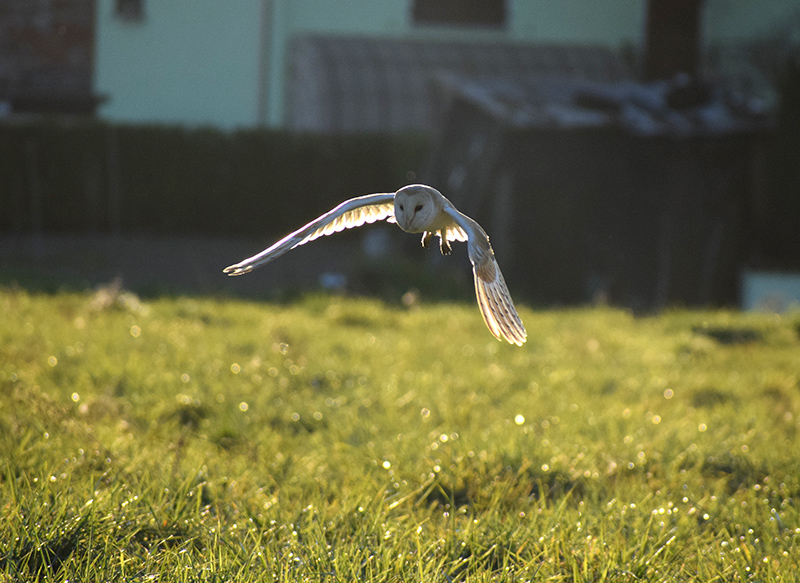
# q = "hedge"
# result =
<box><xmin>0</xmin><ymin>121</ymin><xmax>429</xmax><ymax>238</ymax></box>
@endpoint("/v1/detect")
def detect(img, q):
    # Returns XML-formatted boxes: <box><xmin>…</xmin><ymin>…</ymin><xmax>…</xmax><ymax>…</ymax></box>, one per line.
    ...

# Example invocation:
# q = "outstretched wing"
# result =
<box><xmin>442</xmin><ymin>205</ymin><xmax>527</xmax><ymax>346</ymax></box>
<box><xmin>224</xmin><ymin>193</ymin><xmax>396</xmax><ymax>275</ymax></box>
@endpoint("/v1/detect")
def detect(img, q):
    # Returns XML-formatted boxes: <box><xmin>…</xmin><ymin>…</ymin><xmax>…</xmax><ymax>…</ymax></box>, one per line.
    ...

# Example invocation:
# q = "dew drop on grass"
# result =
<box><xmin>515</xmin><ymin>414</ymin><xmax>525</xmax><ymax>425</ymax></box>
<box><xmin>239</xmin><ymin>402</ymin><xmax>249</xmax><ymax>412</ymax></box>
<box><xmin>48</xmin><ymin>356</ymin><xmax>57</xmax><ymax>367</ymax></box>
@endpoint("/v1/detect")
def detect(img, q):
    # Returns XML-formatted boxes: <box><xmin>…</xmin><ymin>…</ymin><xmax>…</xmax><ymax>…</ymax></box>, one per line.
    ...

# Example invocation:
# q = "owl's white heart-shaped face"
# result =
<box><xmin>393</xmin><ymin>185</ymin><xmax>438</xmax><ymax>234</ymax></box>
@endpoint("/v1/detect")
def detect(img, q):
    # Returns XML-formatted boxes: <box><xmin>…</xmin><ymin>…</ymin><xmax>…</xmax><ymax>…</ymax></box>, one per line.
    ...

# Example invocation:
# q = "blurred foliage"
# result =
<box><xmin>0</xmin><ymin>121</ymin><xmax>429</xmax><ymax>238</ymax></box>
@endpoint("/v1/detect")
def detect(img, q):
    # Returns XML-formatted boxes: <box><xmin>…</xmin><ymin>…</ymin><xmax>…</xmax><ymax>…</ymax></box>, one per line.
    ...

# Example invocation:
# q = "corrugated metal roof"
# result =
<box><xmin>287</xmin><ymin>36</ymin><xmax>630</xmax><ymax>133</ymax></box>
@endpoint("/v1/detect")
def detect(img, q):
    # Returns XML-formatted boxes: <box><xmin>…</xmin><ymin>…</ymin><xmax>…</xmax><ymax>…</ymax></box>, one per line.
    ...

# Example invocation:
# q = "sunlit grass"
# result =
<box><xmin>1</xmin><ymin>286</ymin><xmax>799</xmax><ymax>581</ymax></box>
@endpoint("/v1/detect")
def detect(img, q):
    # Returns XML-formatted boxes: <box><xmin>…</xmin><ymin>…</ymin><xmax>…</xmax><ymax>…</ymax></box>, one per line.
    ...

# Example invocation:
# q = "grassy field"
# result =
<box><xmin>1</xmin><ymin>285</ymin><xmax>799</xmax><ymax>581</ymax></box>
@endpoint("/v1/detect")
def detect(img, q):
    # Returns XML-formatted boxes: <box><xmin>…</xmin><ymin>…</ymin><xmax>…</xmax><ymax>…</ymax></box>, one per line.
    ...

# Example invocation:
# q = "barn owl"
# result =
<box><xmin>224</xmin><ymin>184</ymin><xmax>527</xmax><ymax>345</ymax></box>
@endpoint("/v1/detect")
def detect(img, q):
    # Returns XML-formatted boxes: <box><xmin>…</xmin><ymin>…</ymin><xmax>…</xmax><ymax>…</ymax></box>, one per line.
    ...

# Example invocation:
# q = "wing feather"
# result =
<box><xmin>478</xmin><ymin>263</ymin><xmax>526</xmax><ymax>345</ymax></box>
<box><xmin>445</xmin><ymin>225</ymin><xmax>469</xmax><ymax>243</ymax></box>
<box><xmin>224</xmin><ymin>193</ymin><xmax>395</xmax><ymax>275</ymax></box>
<box><xmin>474</xmin><ymin>272</ymin><xmax>504</xmax><ymax>341</ymax></box>
<box><xmin>442</xmin><ymin>205</ymin><xmax>527</xmax><ymax>345</ymax></box>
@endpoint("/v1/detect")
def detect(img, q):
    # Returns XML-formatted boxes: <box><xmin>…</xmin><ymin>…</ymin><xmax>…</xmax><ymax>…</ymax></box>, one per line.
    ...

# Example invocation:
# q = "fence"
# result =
<box><xmin>0</xmin><ymin>121</ymin><xmax>428</xmax><ymax>238</ymax></box>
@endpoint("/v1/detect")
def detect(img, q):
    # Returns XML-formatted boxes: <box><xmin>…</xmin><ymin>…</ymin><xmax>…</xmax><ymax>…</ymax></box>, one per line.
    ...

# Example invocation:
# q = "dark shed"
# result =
<box><xmin>424</xmin><ymin>73</ymin><xmax>771</xmax><ymax>309</ymax></box>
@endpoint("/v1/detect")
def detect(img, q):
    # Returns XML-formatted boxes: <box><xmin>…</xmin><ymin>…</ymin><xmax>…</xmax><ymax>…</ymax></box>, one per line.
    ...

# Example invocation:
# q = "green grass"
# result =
<box><xmin>1</xmin><ymin>285</ymin><xmax>799</xmax><ymax>581</ymax></box>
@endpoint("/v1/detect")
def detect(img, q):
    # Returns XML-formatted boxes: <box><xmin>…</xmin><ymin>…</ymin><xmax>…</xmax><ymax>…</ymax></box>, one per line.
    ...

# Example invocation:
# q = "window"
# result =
<box><xmin>413</xmin><ymin>0</ymin><xmax>506</xmax><ymax>28</ymax></box>
<box><xmin>115</xmin><ymin>0</ymin><xmax>144</xmax><ymax>21</ymax></box>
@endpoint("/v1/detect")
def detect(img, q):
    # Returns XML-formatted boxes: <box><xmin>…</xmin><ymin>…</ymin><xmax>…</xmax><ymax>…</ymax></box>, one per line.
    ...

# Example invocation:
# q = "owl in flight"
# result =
<box><xmin>224</xmin><ymin>184</ymin><xmax>527</xmax><ymax>345</ymax></box>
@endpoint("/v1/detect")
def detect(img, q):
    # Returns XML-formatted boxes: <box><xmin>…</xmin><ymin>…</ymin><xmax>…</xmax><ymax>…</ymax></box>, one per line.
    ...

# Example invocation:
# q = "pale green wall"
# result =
<box><xmin>705</xmin><ymin>0</ymin><xmax>800</xmax><ymax>43</ymax></box>
<box><xmin>94</xmin><ymin>0</ymin><xmax>797</xmax><ymax>129</ymax></box>
<box><xmin>95</xmin><ymin>0</ymin><xmax>264</xmax><ymax>128</ymax></box>
<box><xmin>96</xmin><ymin>0</ymin><xmax>645</xmax><ymax>128</ymax></box>
<box><xmin>509</xmin><ymin>1</ymin><xmax>643</xmax><ymax>44</ymax></box>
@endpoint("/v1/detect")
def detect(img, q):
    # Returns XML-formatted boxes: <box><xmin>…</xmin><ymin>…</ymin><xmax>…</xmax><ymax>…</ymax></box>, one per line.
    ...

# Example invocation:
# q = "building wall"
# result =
<box><xmin>94</xmin><ymin>0</ymin><xmax>264</xmax><ymax>128</ymax></box>
<box><xmin>509</xmin><ymin>1</ymin><xmax>643</xmax><ymax>44</ymax></box>
<box><xmin>93</xmin><ymin>0</ymin><xmax>797</xmax><ymax>129</ymax></box>
<box><xmin>705</xmin><ymin>0</ymin><xmax>799</xmax><ymax>43</ymax></box>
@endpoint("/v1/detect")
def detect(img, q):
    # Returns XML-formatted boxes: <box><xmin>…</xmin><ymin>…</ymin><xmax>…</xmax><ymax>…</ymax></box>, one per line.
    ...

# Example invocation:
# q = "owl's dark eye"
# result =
<box><xmin>399</xmin><ymin>204</ymin><xmax>404</xmax><ymax>212</ymax></box>
<box><xmin>414</xmin><ymin>204</ymin><xmax>423</xmax><ymax>212</ymax></box>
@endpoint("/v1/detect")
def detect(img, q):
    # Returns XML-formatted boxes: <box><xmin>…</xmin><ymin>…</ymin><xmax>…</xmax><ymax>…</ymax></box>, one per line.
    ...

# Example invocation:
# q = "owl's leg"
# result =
<box><xmin>421</xmin><ymin>231</ymin><xmax>433</xmax><ymax>249</ymax></box>
<box><xmin>438</xmin><ymin>230</ymin><xmax>452</xmax><ymax>255</ymax></box>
